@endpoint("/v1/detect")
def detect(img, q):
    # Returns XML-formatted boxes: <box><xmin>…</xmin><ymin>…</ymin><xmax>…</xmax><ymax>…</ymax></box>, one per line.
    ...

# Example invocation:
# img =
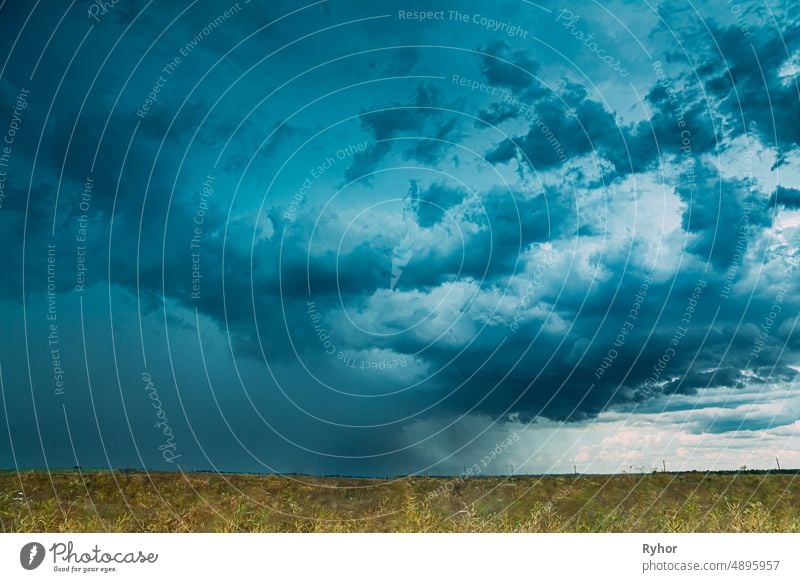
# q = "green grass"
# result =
<box><xmin>1</xmin><ymin>470</ymin><xmax>798</xmax><ymax>532</ymax></box>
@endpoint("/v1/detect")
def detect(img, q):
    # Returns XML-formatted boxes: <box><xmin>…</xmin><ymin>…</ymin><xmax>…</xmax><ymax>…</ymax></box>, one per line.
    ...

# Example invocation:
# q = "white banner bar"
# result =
<box><xmin>1</xmin><ymin>533</ymin><xmax>798</xmax><ymax>581</ymax></box>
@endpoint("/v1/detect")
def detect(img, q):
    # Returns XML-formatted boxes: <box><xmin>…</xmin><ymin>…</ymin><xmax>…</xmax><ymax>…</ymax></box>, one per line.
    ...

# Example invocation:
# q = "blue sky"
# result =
<box><xmin>0</xmin><ymin>0</ymin><xmax>798</xmax><ymax>475</ymax></box>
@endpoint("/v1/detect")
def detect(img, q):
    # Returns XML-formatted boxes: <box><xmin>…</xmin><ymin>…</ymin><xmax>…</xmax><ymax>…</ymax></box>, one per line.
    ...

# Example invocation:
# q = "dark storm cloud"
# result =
<box><xmin>484</xmin><ymin>80</ymin><xmax>636</xmax><ymax>175</ymax></box>
<box><xmin>477</xmin><ymin>101</ymin><xmax>520</xmax><ymax>126</ymax></box>
<box><xmin>389</xmin><ymin>268</ymin><xmax>798</xmax><ymax>425</ymax></box>
<box><xmin>408</xmin><ymin>180</ymin><xmax>466</xmax><ymax>227</ymax></box>
<box><xmin>352</xmin><ymin>84</ymin><xmax>465</xmax><ymax>171</ymax></box>
<box><xmin>1</xmin><ymin>0</ymin><xmax>798</xmax><ymax>475</ymax></box>
<box><xmin>663</xmin><ymin>364</ymin><xmax>798</xmax><ymax>398</ymax></box>
<box><xmin>481</xmin><ymin>14</ymin><xmax>798</xmax><ymax>182</ymax></box>
<box><xmin>769</xmin><ymin>186</ymin><xmax>800</xmax><ymax>209</ymax></box>
<box><xmin>677</xmin><ymin>160</ymin><xmax>773</xmax><ymax>268</ymax></box>
<box><xmin>343</xmin><ymin>141</ymin><xmax>393</xmax><ymax>183</ymax></box>
<box><xmin>479</xmin><ymin>41</ymin><xmax>542</xmax><ymax>94</ymax></box>
<box><xmin>388</xmin><ymin>181</ymin><xmax>577</xmax><ymax>292</ymax></box>
<box><xmin>696</xmin><ymin>22</ymin><xmax>800</xmax><ymax>162</ymax></box>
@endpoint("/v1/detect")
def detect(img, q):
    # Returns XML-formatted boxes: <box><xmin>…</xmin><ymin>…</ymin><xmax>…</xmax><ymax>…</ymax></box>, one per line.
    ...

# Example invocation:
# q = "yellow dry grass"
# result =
<box><xmin>1</xmin><ymin>470</ymin><xmax>798</xmax><ymax>532</ymax></box>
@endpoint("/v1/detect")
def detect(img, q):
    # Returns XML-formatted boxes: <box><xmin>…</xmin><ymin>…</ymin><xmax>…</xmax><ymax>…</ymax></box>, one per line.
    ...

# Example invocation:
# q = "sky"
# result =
<box><xmin>0</xmin><ymin>0</ymin><xmax>798</xmax><ymax>476</ymax></box>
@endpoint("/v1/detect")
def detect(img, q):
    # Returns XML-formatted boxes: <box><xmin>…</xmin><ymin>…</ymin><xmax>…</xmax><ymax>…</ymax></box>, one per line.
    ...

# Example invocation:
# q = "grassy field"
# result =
<box><xmin>1</xmin><ymin>470</ymin><xmax>799</xmax><ymax>532</ymax></box>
